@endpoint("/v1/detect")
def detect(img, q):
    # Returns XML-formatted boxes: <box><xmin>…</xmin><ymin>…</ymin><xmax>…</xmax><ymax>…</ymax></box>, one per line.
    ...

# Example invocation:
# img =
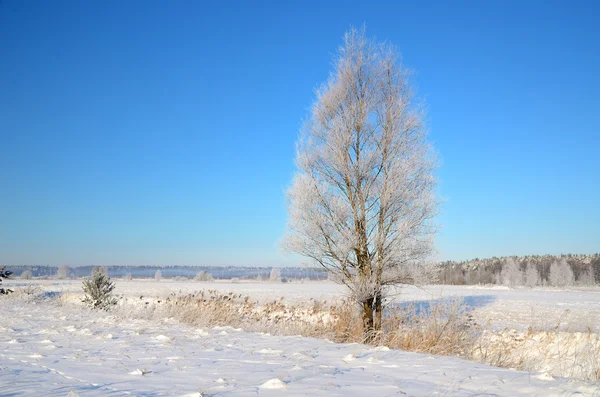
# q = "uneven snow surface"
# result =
<box><xmin>2</xmin><ymin>280</ymin><xmax>600</xmax><ymax>396</ymax></box>
<box><xmin>0</xmin><ymin>301</ymin><xmax>598</xmax><ymax>396</ymax></box>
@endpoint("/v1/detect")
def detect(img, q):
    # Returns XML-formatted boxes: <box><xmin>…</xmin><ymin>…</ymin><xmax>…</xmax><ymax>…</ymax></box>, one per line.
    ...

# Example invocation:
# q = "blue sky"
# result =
<box><xmin>1</xmin><ymin>0</ymin><xmax>598</xmax><ymax>267</ymax></box>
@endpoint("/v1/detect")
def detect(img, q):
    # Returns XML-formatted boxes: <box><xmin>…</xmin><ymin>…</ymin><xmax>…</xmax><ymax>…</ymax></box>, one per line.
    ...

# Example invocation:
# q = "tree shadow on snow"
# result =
<box><xmin>386</xmin><ymin>295</ymin><xmax>496</xmax><ymax>316</ymax></box>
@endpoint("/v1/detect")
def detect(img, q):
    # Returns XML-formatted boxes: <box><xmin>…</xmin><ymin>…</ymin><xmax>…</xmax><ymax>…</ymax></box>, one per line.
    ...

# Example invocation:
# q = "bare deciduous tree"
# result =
<box><xmin>284</xmin><ymin>28</ymin><xmax>438</xmax><ymax>336</ymax></box>
<box><xmin>57</xmin><ymin>264</ymin><xmax>70</xmax><ymax>280</ymax></box>
<box><xmin>195</xmin><ymin>270</ymin><xmax>214</xmax><ymax>282</ymax></box>
<box><xmin>549</xmin><ymin>259</ymin><xmax>574</xmax><ymax>287</ymax></box>
<box><xmin>501</xmin><ymin>258</ymin><xmax>522</xmax><ymax>288</ymax></box>
<box><xmin>525</xmin><ymin>262</ymin><xmax>540</xmax><ymax>287</ymax></box>
<box><xmin>269</xmin><ymin>268</ymin><xmax>281</xmax><ymax>283</ymax></box>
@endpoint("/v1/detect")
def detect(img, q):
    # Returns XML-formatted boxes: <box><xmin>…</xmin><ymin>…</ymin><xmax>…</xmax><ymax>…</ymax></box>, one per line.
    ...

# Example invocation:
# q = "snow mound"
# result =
<box><xmin>260</xmin><ymin>378</ymin><xmax>287</xmax><ymax>389</ymax></box>
<box><xmin>128</xmin><ymin>368</ymin><xmax>151</xmax><ymax>376</ymax></box>
<box><xmin>154</xmin><ymin>334</ymin><xmax>171</xmax><ymax>342</ymax></box>
<box><xmin>536</xmin><ymin>372</ymin><xmax>554</xmax><ymax>381</ymax></box>
<box><xmin>257</xmin><ymin>348</ymin><xmax>283</xmax><ymax>354</ymax></box>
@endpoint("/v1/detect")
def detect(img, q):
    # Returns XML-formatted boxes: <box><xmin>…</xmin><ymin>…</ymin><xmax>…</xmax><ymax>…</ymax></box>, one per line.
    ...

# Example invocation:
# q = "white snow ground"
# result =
<box><xmin>2</xmin><ymin>280</ymin><xmax>600</xmax><ymax>396</ymax></box>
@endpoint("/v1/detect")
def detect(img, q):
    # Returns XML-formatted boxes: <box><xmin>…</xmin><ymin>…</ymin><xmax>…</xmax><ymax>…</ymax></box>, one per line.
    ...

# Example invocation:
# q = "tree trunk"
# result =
<box><xmin>362</xmin><ymin>298</ymin><xmax>374</xmax><ymax>341</ymax></box>
<box><xmin>374</xmin><ymin>293</ymin><xmax>382</xmax><ymax>331</ymax></box>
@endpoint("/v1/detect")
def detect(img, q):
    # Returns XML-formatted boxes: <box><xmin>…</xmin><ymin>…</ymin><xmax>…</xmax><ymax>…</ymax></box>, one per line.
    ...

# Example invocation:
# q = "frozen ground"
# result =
<box><xmin>2</xmin><ymin>297</ymin><xmax>599</xmax><ymax>396</ymax></box>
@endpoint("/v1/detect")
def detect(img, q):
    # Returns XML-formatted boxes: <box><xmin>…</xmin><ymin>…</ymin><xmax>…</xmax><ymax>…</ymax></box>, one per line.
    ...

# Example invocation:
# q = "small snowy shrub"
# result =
<box><xmin>0</xmin><ymin>266</ymin><xmax>13</xmax><ymax>295</ymax></box>
<box><xmin>82</xmin><ymin>270</ymin><xmax>117</xmax><ymax>310</ymax></box>
<box><xmin>21</xmin><ymin>270</ymin><xmax>33</xmax><ymax>280</ymax></box>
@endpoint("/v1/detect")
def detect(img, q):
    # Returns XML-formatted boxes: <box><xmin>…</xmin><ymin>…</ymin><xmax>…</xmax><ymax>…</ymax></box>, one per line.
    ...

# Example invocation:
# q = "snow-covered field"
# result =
<box><xmin>10</xmin><ymin>279</ymin><xmax>600</xmax><ymax>332</ymax></box>
<box><xmin>2</xmin><ymin>279</ymin><xmax>600</xmax><ymax>396</ymax></box>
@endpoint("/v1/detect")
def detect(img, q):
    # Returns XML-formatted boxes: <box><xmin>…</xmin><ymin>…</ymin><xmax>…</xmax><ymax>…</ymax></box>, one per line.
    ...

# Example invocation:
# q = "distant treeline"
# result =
<box><xmin>4</xmin><ymin>264</ymin><xmax>328</xmax><ymax>281</ymax></box>
<box><xmin>6</xmin><ymin>255</ymin><xmax>600</xmax><ymax>287</ymax></box>
<box><xmin>438</xmin><ymin>254</ymin><xmax>600</xmax><ymax>286</ymax></box>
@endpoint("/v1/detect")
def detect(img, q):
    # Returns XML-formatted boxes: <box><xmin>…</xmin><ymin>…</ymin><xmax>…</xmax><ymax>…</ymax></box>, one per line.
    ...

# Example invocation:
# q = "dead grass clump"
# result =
<box><xmin>473</xmin><ymin>326</ymin><xmax>600</xmax><ymax>381</ymax></box>
<box><xmin>382</xmin><ymin>299</ymin><xmax>479</xmax><ymax>357</ymax></box>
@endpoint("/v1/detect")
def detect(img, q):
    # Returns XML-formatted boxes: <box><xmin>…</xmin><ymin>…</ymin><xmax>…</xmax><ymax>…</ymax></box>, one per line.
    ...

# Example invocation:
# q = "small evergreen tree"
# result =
<box><xmin>0</xmin><ymin>267</ymin><xmax>13</xmax><ymax>295</ymax></box>
<box><xmin>82</xmin><ymin>269</ymin><xmax>117</xmax><ymax>310</ymax></box>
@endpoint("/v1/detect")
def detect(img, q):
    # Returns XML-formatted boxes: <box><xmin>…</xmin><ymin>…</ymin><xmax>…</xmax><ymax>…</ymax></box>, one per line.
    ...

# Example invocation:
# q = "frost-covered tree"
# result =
<box><xmin>524</xmin><ymin>262</ymin><xmax>540</xmax><ymax>288</ymax></box>
<box><xmin>549</xmin><ymin>259</ymin><xmax>574</xmax><ymax>287</ymax></box>
<box><xmin>21</xmin><ymin>270</ymin><xmax>33</xmax><ymax>280</ymax></box>
<box><xmin>558</xmin><ymin>258</ymin><xmax>574</xmax><ymax>286</ymax></box>
<box><xmin>284</xmin><ymin>28</ymin><xmax>438</xmax><ymax>336</ymax></box>
<box><xmin>269</xmin><ymin>268</ymin><xmax>281</xmax><ymax>283</ymax></box>
<box><xmin>155</xmin><ymin>269</ymin><xmax>162</xmax><ymax>281</ymax></box>
<box><xmin>195</xmin><ymin>270</ymin><xmax>214</xmax><ymax>282</ymax></box>
<box><xmin>82</xmin><ymin>270</ymin><xmax>116</xmax><ymax>310</ymax></box>
<box><xmin>0</xmin><ymin>267</ymin><xmax>13</xmax><ymax>295</ymax></box>
<box><xmin>548</xmin><ymin>261</ymin><xmax>560</xmax><ymax>286</ymax></box>
<box><xmin>501</xmin><ymin>258</ymin><xmax>522</xmax><ymax>288</ymax></box>
<box><xmin>577</xmin><ymin>267</ymin><xmax>595</xmax><ymax>286</ymax></box>
<box><xmin>57</xmin><ymin>264</ymin><xmax>69</xmax><ymax>279</ymax></box>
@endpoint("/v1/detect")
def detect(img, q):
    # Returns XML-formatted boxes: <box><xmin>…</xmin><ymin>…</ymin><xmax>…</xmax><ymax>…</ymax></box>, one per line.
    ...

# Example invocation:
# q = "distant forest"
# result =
<box><xmin>4</xmin><ymin>264</ymin><xmax>328</xmax><ymax>281</ymax></box>
<box><xmin>439</xmin><ymin>254</ymin><xmax>600</xmax><ymax>286</ymax></box>
<box><xmin>5</xmin><ymin>254</ymin><xmax>600</xmax><ymax>286</ymax></box>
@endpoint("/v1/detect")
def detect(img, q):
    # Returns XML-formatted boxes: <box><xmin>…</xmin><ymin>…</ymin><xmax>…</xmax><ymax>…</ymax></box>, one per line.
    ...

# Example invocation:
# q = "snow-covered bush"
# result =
<box><xmin>195</xmin><ymin>271</ymin><xmax>214</xmax><ymax>282</ymax></box>
<box><xmin>82</xmin><ymin>270</ymin><xmax>117</xmax><ymax>310</ymax></box>
<box><xmin>21</xmin><ymin>270</ymin><xmax>33</xmax><ymax>280</ymax></box>
<box><xmin>0</xmin><ymin>266</ymin><xmax>13</xmax><ymax>295</ymax></box>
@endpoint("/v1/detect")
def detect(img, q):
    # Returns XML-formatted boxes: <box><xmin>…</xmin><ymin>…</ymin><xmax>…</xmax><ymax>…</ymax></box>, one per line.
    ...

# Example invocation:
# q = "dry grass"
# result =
<box><xmin>151</xmin><ymin>292</ymin><xmax>600</xmax><ymax>381</ymax></box>
<box><xmin>473</xmin><ymin>324</ymin><xmax>600</xmax><ymax>381</ymax></box>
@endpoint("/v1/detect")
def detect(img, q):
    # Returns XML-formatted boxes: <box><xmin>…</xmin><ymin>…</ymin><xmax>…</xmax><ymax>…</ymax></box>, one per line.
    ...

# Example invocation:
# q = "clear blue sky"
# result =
<box><xmin>1</xmin><ymin>0</ymin><xmax>598</xmax><ymax>267</ymax></box>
